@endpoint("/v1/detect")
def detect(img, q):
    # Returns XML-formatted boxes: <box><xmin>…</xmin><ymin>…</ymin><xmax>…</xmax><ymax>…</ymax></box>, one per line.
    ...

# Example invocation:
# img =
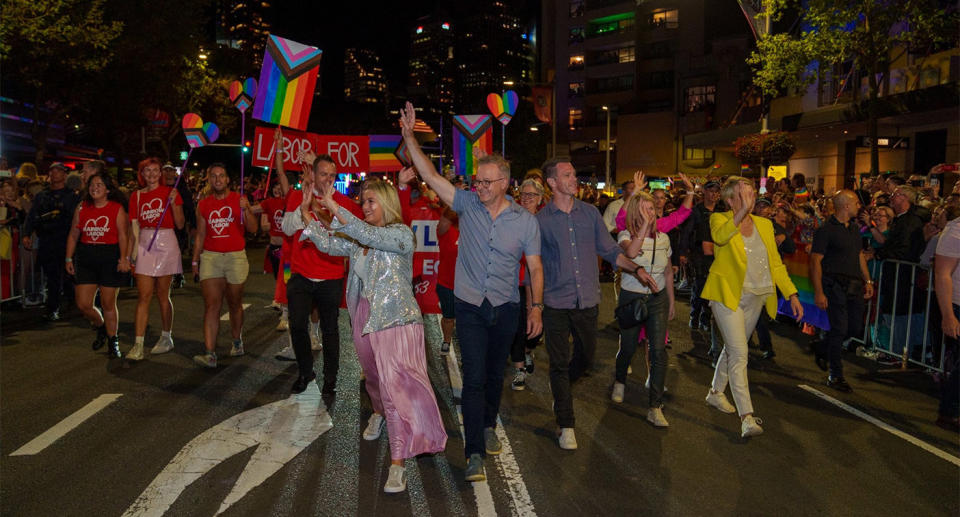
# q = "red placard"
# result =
<box><xmin>251</xmin><ymin>126</ymin><xmax>369</xmax><ymax>173</ymax></box>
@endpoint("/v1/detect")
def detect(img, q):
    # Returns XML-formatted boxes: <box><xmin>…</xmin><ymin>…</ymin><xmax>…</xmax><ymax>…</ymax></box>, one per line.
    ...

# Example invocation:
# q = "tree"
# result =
<box><xmin>748</xmin><ymin>0</ymin><xmax>958</xmax><ymax>176</ymax></box>
<box><xmin>0</xmin><ymin>0</ymin><xmax>123</xmax><ymax>162</ymax></box>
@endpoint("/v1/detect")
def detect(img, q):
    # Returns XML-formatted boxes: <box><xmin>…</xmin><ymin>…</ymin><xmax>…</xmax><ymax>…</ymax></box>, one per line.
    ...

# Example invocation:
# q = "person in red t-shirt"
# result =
<box><xmin>191</xmin><ymin>163</ymin><xmax>258</xmax><ymax>368</ymax></box>
<box><xmin>281</xmin><ymin>151</ymin><xmax>363</xmax><ymax>394</ymax></box>
<box><xmin>435</xmin><ymin>206</ymin><xmax>459</xmax><ymax>354</ymax></box>
<box><xmin>127</xmin><ymin>157</ymin><xmax>185</xmax><ymax>361</ymax></box>
<box><xmin>65</xmin><ymin>172</ymin><xmax>130</xmax><ymax>360</ymax></box>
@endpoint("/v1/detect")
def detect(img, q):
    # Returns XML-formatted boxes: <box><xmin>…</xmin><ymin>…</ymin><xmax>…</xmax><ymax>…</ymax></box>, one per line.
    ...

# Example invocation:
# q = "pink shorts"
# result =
<box><xmin>136</xmin><ymin>228</ymin><xmax>183</xmax><ymax>277</ymax></box>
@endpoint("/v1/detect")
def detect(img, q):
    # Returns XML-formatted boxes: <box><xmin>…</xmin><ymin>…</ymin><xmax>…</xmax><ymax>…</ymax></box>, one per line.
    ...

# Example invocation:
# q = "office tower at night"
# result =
<box><xmin>344</xmin><ymin>48</ymin><xmax>387</xmax><ymax>105</ymax></box>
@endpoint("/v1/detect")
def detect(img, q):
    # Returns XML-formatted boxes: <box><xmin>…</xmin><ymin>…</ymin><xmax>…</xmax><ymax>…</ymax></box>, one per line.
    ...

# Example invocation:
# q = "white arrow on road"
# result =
<box><xmin>122</xmin><ymin>384</ymin><xmax>332</xmax><ymax>517</ymax></box>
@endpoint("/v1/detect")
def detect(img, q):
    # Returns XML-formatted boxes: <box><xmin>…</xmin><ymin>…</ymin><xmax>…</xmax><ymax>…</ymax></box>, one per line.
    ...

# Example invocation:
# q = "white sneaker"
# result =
<box><xmin>383</xmin><ymin>464</ymin><xmax>406</xmax><ymax>493</ymax></box>
<box><xmin>611</xmin><ymin>382</ymin><xmax>625</xmax><ymax>403</ymax></box>
<box><xmin>558</xmin><ymin>428</ymin><xmax>578</xmax><ymax>450</ymax></box>
<box><xmin>229</xmin><ymin>340</ymin><xmax>245</xmax><ymax>357</ymax></box>
<box><xmin>276</xmin><ymin>316</ymin><xmax>289</xmax><ymax>332</ymax></box>
<box><xmin>647</xmin><ymin>407</ymin><xmax>669</xmax><ymax>428</ymax></box>
<box><xmin>126</xmin><ymin>342</ymin><xmax>145</xmax><ymax>361</ymax></box>
<box><xmin>627</xmin><ymin>365</ymin><xmax>633</xmax><ymax>375</ymax></box>
<box><xmin>275</xmin><ymin>345</ymin><xmax>297</xmax><ymax>361</ymax></box>
<box><xmin>193</xmin><ymin>352</ymin><xmax>217</xmax><ymax>369</ymax></box>
<box><xmin>151</xmin><ymin>336</ymin><xmax>174</xmax><ymax>355</ymax></box>
<box><xmin>363</xmin><ymin>414</ymin><xmax>384</xmax><ymax>441</ymax></box>
<box><xmin>644</xmin><ymin>375</ymin><xmax>667</xmax><ymax>392</ymax></box>
<box><xmin>705</xmin><ymin>390</ymin><xmax>737</xmax><ymax>414</ymax></box>
<box><xmin>741</xmin><ymin>415</ymin><xmax>764</xmax><ymax>438</ymax></box>
<box><xmin>310</xmin><ymin>331</ymin><xmax>322</xmax><ymax>351</ymax></box>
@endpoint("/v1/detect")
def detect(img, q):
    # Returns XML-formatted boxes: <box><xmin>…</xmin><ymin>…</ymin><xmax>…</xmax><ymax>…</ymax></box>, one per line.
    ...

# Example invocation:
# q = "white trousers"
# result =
<box><xmin>710</xmin><ymin>292</ymin><xmax>767</xmax><ymax>416</ymax></box>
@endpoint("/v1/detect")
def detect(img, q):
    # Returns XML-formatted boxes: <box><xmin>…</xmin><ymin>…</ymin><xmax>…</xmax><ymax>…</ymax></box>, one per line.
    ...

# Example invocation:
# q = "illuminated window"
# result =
<box><xmin>568</xmin><ymin>81</ymin><xmax>584</xmax><ymax>97</ymax></box>
<box><xmin>650</xmin><ymin>8</ymin><xmax>679</xmax><ymax>29</ymax></box>
<box><xmin>684</xmin><ymin>85</ymin><xmax>715</xmax><ymax>112</ymax></box>
<box><xmin>568</xmin><ymin>54</ymin><xmax>585</xmax><ymax>70</ymax></box>
<box><xmin>618</xmin><ymin>47</ymin><xmax>635</xmax><ymax>63</ymax></box>
<box><xmin>568</xmin><ymin>108</ymin><xmax>583</xmax><ymax>129</ymax></box>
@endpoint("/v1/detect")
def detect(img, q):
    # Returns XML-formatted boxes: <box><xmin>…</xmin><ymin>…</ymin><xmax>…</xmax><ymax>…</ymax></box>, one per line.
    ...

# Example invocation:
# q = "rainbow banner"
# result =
<box><xmin>368</xmin><ymin>135</ymin><xmax>403</xmax><ymax>172</ymax></box>
<box><xmin>252</xmin><ymin>35</ymin><xmax>322</xmax><ymax>131</ymax></box>
<box><xmin>452</xmin><ymin>114</ymin><xmax>493</xmax><ymax>176</ymax></box>
<box><xmin>777</xmin><ymin>245</ymin><xmax>830</xmax><ymax>330</ymax></box>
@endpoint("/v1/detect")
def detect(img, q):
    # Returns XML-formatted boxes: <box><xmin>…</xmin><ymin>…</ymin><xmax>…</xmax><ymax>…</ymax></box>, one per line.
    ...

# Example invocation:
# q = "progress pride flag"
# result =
<box><xmin>251</xmin><ymin>126</ymin><xmax>369</xmax><ymax>173</ymax></box>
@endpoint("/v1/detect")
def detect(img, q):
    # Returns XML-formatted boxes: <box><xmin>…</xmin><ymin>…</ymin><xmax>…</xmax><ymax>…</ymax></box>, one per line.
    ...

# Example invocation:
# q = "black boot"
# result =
<box><xmin>92</xmin><ymin>325</ymin><xmax>107</xmax><ymax>351</ymax></box>
<box><xmin>106</xmin><ymin>336</ymin><xmax>121</xmax><ymax>359</ymax></box>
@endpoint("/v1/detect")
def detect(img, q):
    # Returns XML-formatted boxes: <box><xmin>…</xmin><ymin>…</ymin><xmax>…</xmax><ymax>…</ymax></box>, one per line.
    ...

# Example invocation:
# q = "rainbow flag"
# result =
<box><xmin>776</xmin><ymin>245</ymin><xmax>830</xmax><ymax>330</ymax></box>
<box><xmin>452</xmin><ymin>115</ymin><xmax>493</xmax><ymax>176</ymax></box>
<box><xmin>368</xmin><ymin>135</ymin><xmax>403</xmax><ymax>172</ymax></box>
<box><xmin>252</xmin><ymin>35</ymin><xmax>322</xmax><ymax>131</ymax></box>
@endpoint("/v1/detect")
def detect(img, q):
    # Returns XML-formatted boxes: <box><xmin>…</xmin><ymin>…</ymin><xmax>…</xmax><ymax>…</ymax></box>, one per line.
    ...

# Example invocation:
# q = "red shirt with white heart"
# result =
<box><xmin>130</xmin><ymin>186</ymin><xmax>182</xmax><ymax>229</ymax></box>
<box><xmin>77</xmin><ymin>201</ymin><xmax>123</xmax><ymax>245</ymax></box>
<box><xmin>259</xmin><ymin>196</ymin><xmax>286</xmax><ymax>237</ymax></box>
<box><xmin>285</xmin><ymin>189</ymin><xmax>364</xmax><ymax>280</ymax></box>
<box><xmin>198</xmin><ymin>191</ymin><xmax>246</xmax><ymax>253</ymax></box>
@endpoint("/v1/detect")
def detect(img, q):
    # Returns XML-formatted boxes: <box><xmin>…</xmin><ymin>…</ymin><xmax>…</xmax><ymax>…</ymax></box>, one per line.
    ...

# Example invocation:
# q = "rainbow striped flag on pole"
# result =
<box><xmin>452</xmin><ymin>115</ymin><xmax>493</xmax><ymax>177</ymax></box>
<box><xmin>252</xmin><ymin>35</ymin><xmax>323</xmax><ymax>131</ymax></box>
<box><xmin>368</xmin><ymin>135</ymin><xmax>403</xmax><ymax>172</ymax></box>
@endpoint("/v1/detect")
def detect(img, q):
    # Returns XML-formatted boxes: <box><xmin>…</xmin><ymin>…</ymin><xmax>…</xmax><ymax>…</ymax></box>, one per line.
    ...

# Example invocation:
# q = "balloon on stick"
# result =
<box><xmin>228</xmin><ymin>78</ymin><xmax>257</xmax><ymax>196</ymax></box>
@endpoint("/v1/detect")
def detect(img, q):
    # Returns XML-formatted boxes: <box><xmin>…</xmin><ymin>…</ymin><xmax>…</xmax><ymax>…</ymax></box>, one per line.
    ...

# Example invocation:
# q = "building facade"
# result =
<box><xmin>344</xmin><ymin>48</ymin><xmax>387</xmax><ymax>105</ymax></box>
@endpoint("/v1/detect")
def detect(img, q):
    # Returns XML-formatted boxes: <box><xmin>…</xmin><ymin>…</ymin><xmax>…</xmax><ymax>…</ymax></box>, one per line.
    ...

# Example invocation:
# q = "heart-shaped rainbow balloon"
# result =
<box><xmin>228</xmin><ymin>78</ymin><xmax>257</xmax><ymax>113</ymax></box>
<box><xmin>487</xmin><ymin>90</ymin><xmax>519</xmax><ymax>126</ymax></box>
<box><xmin>181</xmin><ymin>113</ymin><xmax>220</xmax><ymax>148</ymax></box>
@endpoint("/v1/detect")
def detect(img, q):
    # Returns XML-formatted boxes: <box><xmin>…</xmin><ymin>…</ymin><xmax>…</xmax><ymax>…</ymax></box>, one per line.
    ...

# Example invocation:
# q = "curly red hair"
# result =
<box><xmin>137</xmin><ymin>157</ymin><xmax>164</xmax><ymax>187</ymax></box>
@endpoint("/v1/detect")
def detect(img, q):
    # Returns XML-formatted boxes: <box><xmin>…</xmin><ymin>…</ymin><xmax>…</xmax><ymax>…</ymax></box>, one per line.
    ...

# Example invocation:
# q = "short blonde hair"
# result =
<box><xmin>720</xmin><ymin>176</ymin><xmax>753</xmax><ymax>202</ymax></box>
<box><xmin>624</xmin><ymin>191</ymin><xmax>655</xmax><ymax>236</ymax></box>
<box><xmin>362</xmin><ymin>179</ymin><xmax>403</xmax><ymax>226</ymax></box>
<box><xmin>520</xmin><ymin>178</ymin><xmax>544</xmax><ymax>195</ymax></box>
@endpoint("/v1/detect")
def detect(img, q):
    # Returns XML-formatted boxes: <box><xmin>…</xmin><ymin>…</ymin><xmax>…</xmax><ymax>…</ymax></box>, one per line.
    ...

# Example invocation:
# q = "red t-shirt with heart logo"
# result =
<box><xmin>77</xmin><ymin>201</ymin><xmax>123</xmax><ymax>245</ymax></box>
<box><xmin>198</xmin><ymin>191</ymin><xmax>246</xmax><ymax>253</ymax></box>
<box><xmin>259</xmin><ymin>196</ymin><xmax>286</xmax><ymax>237</ymax></box>
<box><xmin>130</xmin><ymin>186</ymin><xmax>182</xmax><ymax>229</ymax></box>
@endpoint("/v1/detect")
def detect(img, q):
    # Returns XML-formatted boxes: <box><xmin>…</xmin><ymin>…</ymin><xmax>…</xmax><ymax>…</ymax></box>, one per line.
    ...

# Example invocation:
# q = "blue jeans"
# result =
<box><xmin>455</xmin><ymin>297</ymin><xmax>520</xmax><ymax>458</ymax></box>
<box><xmin>615</xmin><ymin>289</ymin><xmax>669</xmax><ymax>407</ymax></box>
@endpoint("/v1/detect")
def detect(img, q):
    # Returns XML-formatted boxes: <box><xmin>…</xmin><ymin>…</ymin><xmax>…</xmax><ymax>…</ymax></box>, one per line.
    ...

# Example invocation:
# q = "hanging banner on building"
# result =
<box><xmin>252</xmin><ymin>35</ymin><xmax>322</xmax><ymax>130</ymax></box>
<box><xmin>531</xmin><ymin>86</ymin><xmax>553</xmax><ymax>124</ymax></box>
<box><xmin>452</xmin><ymin>114</ymin><xmax>493</xmax><ymax>176</ymax></box>
<box><xmin>251</xmin><ymin>126</ymin><xmax>369</xmax><ymax>173</ymax></box>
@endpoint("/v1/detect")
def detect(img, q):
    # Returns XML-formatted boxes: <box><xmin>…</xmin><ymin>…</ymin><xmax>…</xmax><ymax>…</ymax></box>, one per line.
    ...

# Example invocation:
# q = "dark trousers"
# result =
<box><xmin>286</xmin><ymin>274</ymin><xmax>343</xmax><ymax>382</ymax></box>
<box><xmin>267</xmin><ymin>244</ymin><xmax>281</xmax><ymax>280</ymax></box>
<box><xmin>455</xmin><ymin>297</ymin><xmax>519</xmax><ymax>458</ymax></box>
<box><xmin>941</xmin><ymin>304</ymin><xmax>959</xmax><ymax>418</ymax></box>
<box><xmin>510</xmin><ymin>288</ymin><xmax>541</xmax><ymax>363</ymax></box>
<box><xmin>820</xmin><ymin>275</ymin><xmax>865</xmax><ymax>379</ymax></box>
<box><xmin>543</xmin><ymin>304</ymin><xmax>599</xmax><ymax>428</ymax></box>
<box><xmin>615</xmin><ymin>289</ymin><xmax>669</xmax><ymax>407</ymax></box>
<box><xmin>39</xmin><ymin>244</ymin><xmax>68</xmax><ymax>314</ymax></box>
<box><xmin>689</xmin><ymin>257</ymin><xmax>713</xmax><ymax>324</ymax></box>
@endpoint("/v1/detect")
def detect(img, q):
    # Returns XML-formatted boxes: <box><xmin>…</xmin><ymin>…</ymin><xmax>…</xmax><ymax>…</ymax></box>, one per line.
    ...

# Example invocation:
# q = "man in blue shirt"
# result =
<box><xmin>400</xmin><ymin>103</ymin><xmax>543</xmax><ymax>481</ymax></box>
<box><xmin>537</xmin><ymin>158</ymin><xmax>653</xmax><ymax>449</ymax></box>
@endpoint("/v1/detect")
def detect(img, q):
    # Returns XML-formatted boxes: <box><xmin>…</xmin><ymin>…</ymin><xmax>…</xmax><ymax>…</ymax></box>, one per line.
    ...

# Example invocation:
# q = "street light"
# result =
<box><xmin>602</xmin><ymin>106</ymin><xmax>611</xmax><ymax>193</ymax></box>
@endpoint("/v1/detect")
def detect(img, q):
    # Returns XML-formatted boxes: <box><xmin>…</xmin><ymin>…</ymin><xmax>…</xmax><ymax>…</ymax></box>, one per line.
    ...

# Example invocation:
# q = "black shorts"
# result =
<box><xmin>75</xmin><ymin>243</ymin><xmax>128</xmax><ymax>287</ymax></box>
<box><xmin>436</xmin><ymin>284</ymin><xmax>456</xmax><ymax>319</ymax></box>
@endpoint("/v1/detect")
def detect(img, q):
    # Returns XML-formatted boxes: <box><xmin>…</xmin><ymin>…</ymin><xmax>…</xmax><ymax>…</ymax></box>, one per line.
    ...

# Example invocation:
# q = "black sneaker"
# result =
<box><xmin>92</xmin><ymin>325</ymin><xmax>107</xmax><ymax>351</ymax></box>
<box><xmin>43</xmin><ymin>310</ymin><xmax>60</xmax><ymax>322</ymax></box>
<box><xmin>759</xmin><ymin>350</ymin><xmax>776</xmax><ymax>360</ymax></box>
<box><xmin>106</xmin><ymin>336</ymin><xmax>122</xmax><ymax>359</ymax></box>
<box><xmin>827</xmin><ymin>376</ymin><xmax>852</xmax><ymax>393</ymax></box>
<box><xmin>440</xmin><ymin>341</ymin><xmax>450</xmax><ymax>355</ymax></box>
<box><xmin>524</xmin><ymin>352</ymin><xmax>535</xmax><ymax>374</ymax></box>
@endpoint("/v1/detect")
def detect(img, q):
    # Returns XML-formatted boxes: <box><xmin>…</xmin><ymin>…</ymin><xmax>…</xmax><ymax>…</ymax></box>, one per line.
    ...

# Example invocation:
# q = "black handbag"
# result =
<box><xmin>614</xmin><ymin>238</ymin><xmax>656</xmax><ymax>329</ymax></box>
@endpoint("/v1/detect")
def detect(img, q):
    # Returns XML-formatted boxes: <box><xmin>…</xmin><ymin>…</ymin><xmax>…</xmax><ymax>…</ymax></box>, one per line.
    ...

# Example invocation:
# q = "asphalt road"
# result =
<box><xmin>2</xmin><ymin>245</ymin><xmax>958</xmax><ymax>516</ymax></box>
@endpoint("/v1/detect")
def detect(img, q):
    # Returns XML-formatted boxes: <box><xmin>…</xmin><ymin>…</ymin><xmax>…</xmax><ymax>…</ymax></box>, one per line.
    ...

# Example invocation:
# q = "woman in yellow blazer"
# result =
<box><xmin>701</xmin><ymin>176</ymin><xmax>803</xmax><ymax>438</ymax></box>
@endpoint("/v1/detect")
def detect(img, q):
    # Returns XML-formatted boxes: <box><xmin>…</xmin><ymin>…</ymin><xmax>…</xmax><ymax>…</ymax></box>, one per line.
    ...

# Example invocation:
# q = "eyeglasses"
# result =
<box><xmin>520</xmin><ymin>192</ymin><xmax>541</xmax><ymax>199</ymax></box>
<box><xmin>475</xmin><ymin>177</ymin><xmax>505</xmax><ymax>188</ymax></box>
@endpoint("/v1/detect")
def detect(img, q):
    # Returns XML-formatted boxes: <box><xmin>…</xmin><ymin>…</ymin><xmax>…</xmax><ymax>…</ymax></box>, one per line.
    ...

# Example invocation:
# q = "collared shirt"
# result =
<box><xmin>452</xmin><ymin>190</ymin><xmax>540</xmax><ymax>307</ymax></box>
<box><xmin>602</xmin><ymin>197</ymin><xmax>625</xmax><ymax>233</ymax></box>
<box><xmin>537</xmin><ymin>198</ymin><xmax>622</xmax><ymax>309</ymax></box>
<box><xmin>811</xmin><ymin>215</ymin><xmax>863</xmax><ymax>280</ymax></box>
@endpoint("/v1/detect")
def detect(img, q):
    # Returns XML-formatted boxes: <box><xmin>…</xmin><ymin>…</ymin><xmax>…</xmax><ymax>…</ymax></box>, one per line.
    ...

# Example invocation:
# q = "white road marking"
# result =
<box><xmin>799</xmin><ymin>384</ymin><xmax>960</xmax><ymax>467</ymax></box>
<box><xmin>220</xmin><ymin>303</ymin><xmax>251</xmax><ymax>321</ymax></box>
<box><xmin>446</xmin><ymin>344</ymin><xmax>463</xmax><ymax>399</ymax></box>
<box><xmin>492</xmin><ymin>421</ymin><xmax>536</xmax><ymax>516</ymax></box>
<box><xmin>456</xmin><ymin>405</ymin><xmax>498</xmax><ymax>517</ymax></box>
<box><xmin>10</xmin><ymin>394</ymin><xmax>122</xmax><ymax>456</ymax></box>
<box><xmin>122</xmin><ymin>384</ymin><xmax>333</xmax><ymax>517</ymax></box>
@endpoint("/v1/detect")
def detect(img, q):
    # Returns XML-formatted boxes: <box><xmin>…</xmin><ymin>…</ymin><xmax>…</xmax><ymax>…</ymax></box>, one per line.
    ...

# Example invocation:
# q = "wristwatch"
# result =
<box><xmin>530</xmin><ymin>302</ymin><xmax>544</xmax><ymax>310</ymax></box>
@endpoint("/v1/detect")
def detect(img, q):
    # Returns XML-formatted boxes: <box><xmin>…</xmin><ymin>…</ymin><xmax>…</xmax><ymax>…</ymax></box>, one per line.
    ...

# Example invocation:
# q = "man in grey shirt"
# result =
<box><xmin>538</xmin><ymin>158</ymin><xmax>654</xmax><ymax>450</ymax></box>
<box><xmin>400</xmin><ymin>103</ymin><xmax>543</xmax><ymax>481</ymax></box>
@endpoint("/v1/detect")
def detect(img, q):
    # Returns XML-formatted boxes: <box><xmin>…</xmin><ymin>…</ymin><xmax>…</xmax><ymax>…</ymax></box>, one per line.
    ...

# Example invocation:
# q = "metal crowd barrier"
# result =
<box><xmin>850</xmin><ymin>258</ymin><xmax>946</xmax><ymax>374</ymax></box>
<box><xmin>0</xmin><ymin>233</ymin><xmax>45</xmax><ymax>310</ymax></box>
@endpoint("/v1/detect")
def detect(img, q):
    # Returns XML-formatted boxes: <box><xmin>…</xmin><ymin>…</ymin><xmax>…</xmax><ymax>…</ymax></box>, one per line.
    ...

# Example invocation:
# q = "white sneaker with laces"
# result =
<box><xmin>151</xmin><ymin>336</ymin><xmax>174</xmax><ymax>355</ymax></box>
<box><xmin>705</xmin><ymin>390</ymin><xmax>737</xmax><ymax>414</ymax></box>
<box><xmin>647</xmin><ymin>407</ymin><xmax>669</xmax><ymax>427</ymax></box>
<box><xmin>126</xmin><ymin>342</ymin><xmax>145</xmax><ymax>361</ymax></box>
<box><xmin>276</xmin><ymin>316</ymin><xmax>289</xmax><ymax>332</ymax></box>
<box><xmin>741</xmin><ymin>415</ymin><xmax>764</xmax><ymax>438</ymax></box>
<box><xmin>558</xmin><ymin>428</ymin><xmax>578</xmax><ymax>450</ymax></box>
<box><xmin>611</xmin><ymin>382</ymin><xmax>625</xmax><ymax>403</ymax></box>
<box><xmin>363</xmin><ymin>414</ymin><xmax>384</xmax><ymax>441</ymax></box>
<box><xmin>384</xmin><ymin>464</ymin><xmax>406</xmax><ymax>493</ymax></box>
